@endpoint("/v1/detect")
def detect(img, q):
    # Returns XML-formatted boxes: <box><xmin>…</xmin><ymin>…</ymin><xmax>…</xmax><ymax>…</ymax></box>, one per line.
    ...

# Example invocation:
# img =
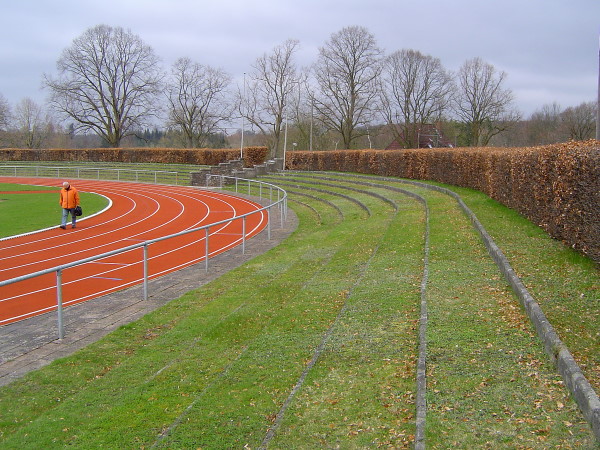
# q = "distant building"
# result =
<box><xmin>385</xmin><ymin>124</ymin><xmax>453</xmax><ymax>149</ymax></box>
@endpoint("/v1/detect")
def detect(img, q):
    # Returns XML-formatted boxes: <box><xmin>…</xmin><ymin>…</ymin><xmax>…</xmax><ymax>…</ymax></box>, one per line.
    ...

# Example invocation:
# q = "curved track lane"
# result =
<box><xmin>0</xmin><ymin>178</ymin><xmax>268</xmax><ymax>325</ymax></box>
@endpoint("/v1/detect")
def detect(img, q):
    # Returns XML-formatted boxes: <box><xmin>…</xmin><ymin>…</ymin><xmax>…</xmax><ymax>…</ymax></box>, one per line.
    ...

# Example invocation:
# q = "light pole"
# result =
<box><xmin>283</xmin><ymin>112</ymin><xmax>288</xmax><ymax>171</ymax></box>
<box><xmin>596</xmin><ymin>31</ymin><xmax>600</xmax><ymax>140</ymax></box>
<box><xmin>310</xmin><ymin>92</ymin><xmax>313</xmax><ymax>151</ymax></box>
<box><xmin>240</xmin><ymin>72</ymin><xmax>246</xmax><ymax>159</ymax></box>
<box><xmin>283</xmin><ymin>80</ymin><xmax>301</xmax><ymax>170</ymax></box>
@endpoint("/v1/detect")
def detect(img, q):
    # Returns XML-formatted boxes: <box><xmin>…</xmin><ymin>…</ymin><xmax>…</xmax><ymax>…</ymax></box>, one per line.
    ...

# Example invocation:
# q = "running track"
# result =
<box><xmin>0</xmin><ymin>178</ymin><xmax>268</xmax><ymax>325</ymax></box>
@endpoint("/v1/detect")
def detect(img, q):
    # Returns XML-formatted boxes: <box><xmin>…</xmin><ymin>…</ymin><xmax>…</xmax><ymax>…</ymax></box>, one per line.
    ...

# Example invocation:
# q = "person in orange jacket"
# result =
<box><xmin>59</xmin><ymin>181</ymin><xmax>80</xmax><ymax>229</ymax></box>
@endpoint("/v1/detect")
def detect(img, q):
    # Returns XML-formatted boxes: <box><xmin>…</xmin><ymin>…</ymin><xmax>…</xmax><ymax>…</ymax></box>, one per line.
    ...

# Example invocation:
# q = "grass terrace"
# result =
<box><xmin>0</xmin><ymin>170</ymin><xmax>597</xmax><ymax>448</ymax></box>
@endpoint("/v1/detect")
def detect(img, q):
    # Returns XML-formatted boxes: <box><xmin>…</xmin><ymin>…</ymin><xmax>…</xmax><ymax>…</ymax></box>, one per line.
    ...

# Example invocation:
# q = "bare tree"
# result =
<box><xmin>0</xmin><ymin>94</ymin><xmax>10</xmax><ymax>147</ymax></box>
<box><xmin>454</xmin><ymin>57</ymin><xmax>520</xmax><ymax>146</ymax></box>
<box><xmin>313</xmin><ymin>26</ymin><xmax>383</xmax><ymax>149</ymax></box>
<box><xmin>526</xmin><ymin>102</ymin><xmax>566</xmax><ymax>145</ymax></box>
<box><xmin>561</xmin><ymin>101</ymin><xmax>597</xmax><ymax>141</ymax></box>
<box><xmin>166</xmin><ymin>57</ymin><xmax>231</xmax><ymax>148</ymax></box>
<box><xmin>285</xmin><ymin>80</ymin><xmax>319</xmax><ymax>150</ymax></box>
<box><xmin>13</xmin><ymin>98</ymin><xmax>51</xmax><ymax>148</ymax></box>
<box><xmin>240</xmin><ymin>39</ymin><xmax>301</xmax><ymax>159</ymax></box>
<box><xmin>381</xmin><ymin>49</ymin><xmax>454</xmax><ymax>148</ymax></box>
<box><xmin>0</xmin><ymin>94</ymin><xmax>10</xmax><ymax>131</ymax></box>
<box><xmin>44</xmin><ymin>24</ymin><xmax>163</xmax><ymax>148</ymax></box>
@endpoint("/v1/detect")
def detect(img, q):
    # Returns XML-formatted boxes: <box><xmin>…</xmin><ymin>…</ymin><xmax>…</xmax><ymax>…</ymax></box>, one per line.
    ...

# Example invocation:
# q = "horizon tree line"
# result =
<box><xmin>0</xmin><ymin>24</ymin><xmax>596</xmax><ymax>152</ymax></box>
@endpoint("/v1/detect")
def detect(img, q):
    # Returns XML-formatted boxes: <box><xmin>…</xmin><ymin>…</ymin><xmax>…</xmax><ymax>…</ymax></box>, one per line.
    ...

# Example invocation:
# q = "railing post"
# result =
<box><xmin>143</xmin><ymin>243</ymin><xmax>149</xmax><ymax>301</ymax></box>
<box><xmin>205</xmin><ymin>227</ymin><xmax>210</xmax><ymax>272</ymax></box>
<box><xmin>242</xmin><ymin>216</ymin><xmax>246</xmax><ymax>254</ymax></box>
<box><xmin>267</xmin><ymin>206</ymin><xmax>271</xmax><ymax>240</ymax></box>
<box><xmin>56</xmin><ymin>269</ymin><xmax>65</xmax><ymax>340</ymax></box>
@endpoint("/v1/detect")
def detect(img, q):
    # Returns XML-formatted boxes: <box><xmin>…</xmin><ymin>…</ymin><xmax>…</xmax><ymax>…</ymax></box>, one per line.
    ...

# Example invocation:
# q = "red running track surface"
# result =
<box><xmin>0</xmin><ymin>178</ymin><xmax>268</xmax><ymax>325</ymax></box>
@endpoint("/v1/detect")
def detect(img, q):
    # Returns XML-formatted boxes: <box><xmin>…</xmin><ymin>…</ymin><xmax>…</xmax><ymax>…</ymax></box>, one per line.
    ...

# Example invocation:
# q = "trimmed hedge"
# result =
<box><xmin>0</xmin><ymin>147</ymin><xmax>269</xmax><ymax>168</ymax></box>
<box><xmin>287</xmin><ymin>141</ymin><xmax>600</xmax><ymax>264</ymax></box>
<box><xmin>1</xmin><ymin>143</ymin><xmax>597</xmax><ymax>263</ymax></box>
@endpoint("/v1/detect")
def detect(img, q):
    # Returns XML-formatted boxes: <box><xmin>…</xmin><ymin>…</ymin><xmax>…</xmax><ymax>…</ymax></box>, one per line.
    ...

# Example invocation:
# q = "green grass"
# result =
<box><xmin>419</xmin><ymin>190</ymin><xmax>572</xmax><ymax>447</ymax></box>
<box><xmin>449</xmin><ymin>184</ymin><xmax>600</xmax><ymax>399</ymax></box>
<box><xmin>0</xmin><ymin>183</ymin><xmax>109</xmax><ymax>238</ymax></box>
<box><xmin>0</xmin><ymin>172</ymin><xmax>597</xmax><ymax>448</ymax></box>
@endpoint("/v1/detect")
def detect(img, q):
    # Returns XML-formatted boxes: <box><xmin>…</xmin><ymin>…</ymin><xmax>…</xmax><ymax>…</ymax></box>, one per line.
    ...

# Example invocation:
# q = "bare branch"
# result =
<box><xmin>454</xmin><ymin>57</ymin><xmax>520</xmax><ymax>146</ymax></box>
<box><xmin>44</xmin><ymin>24</ymin><xmax>163</xmax><ymax>147</ymax></box>
<box><xmin>380</xmin><ymin>49</ymin><xmax>454</xmax><ymax>148</ymax></box>
<box><xmin>313</xmin><ymin>26</ymin><xmax>382</xmax><ymax>149</ymax></box>
<box><xmin>239</xmin><ymin>39</ymin><xmax>301</xmax><ymax>158</ymax></box>
<box><xmin>165</xmin><ymin>57</ymin><xmax>232</xmax><ymax>148</ymax></box>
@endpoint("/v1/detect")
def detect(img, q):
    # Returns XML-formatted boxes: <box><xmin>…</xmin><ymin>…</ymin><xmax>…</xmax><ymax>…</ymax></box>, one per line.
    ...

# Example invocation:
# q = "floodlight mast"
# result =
<box><xmin>596</xmin><ymin>32</ymin><xmax>600</xmax><ymax>140</ymax></box>
<box><xmin>241</xmin><ymin>72</ymin><xmax>246</xmax><ymax>159</ymax></box>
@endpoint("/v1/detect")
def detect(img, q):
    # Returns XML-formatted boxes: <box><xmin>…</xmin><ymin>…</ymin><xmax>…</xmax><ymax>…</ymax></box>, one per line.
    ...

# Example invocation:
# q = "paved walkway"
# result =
<box><xmin>0</xmin><ymin>205</ymin><xmax>298</xmax><ymax>387</ymax></box>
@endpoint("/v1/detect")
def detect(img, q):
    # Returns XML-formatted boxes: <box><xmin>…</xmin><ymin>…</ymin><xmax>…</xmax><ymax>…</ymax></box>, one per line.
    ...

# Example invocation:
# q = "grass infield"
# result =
<box><xmin>0</xmin><ymin>183</ymin><xmax>109</xmax><ymax>238</ymax></box>
<box><xmin>0</xmin><ymin>172</ymin><xmax>597</xmax><ymax>448</ymax></box>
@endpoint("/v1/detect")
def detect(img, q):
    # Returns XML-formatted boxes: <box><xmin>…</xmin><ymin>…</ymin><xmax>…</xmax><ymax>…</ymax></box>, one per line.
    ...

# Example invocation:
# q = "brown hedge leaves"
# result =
<box><xmin>0</xmin><ymin>146</ymin><xmax>269</xmax><ymax>168</ymax></box>
<box><xmin>288</xmin><ymin>141</ymin><xmax>600</xmax><ymax>264</ymax></box>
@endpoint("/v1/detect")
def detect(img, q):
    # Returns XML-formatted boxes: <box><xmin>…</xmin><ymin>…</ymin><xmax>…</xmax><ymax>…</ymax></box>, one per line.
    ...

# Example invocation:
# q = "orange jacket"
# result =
<box><xmin>59</xmin><ymin>186</ymin><xmax>80</xmax><ymax>209</ymax></box>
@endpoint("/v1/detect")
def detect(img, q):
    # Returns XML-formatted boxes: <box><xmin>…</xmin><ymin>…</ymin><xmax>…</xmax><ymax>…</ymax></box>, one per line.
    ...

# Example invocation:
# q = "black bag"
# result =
<box><xmin>74</xmin><ymin>205</ymin><xmax>83</xmax><ymax>217</ymax></box>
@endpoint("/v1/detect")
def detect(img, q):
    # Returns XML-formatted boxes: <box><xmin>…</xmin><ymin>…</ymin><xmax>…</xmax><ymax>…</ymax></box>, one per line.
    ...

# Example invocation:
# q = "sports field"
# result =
<box><xmin>0</xmin><ymin>172</ymin><xmax>598</xmax><ymax>448</ymax></box>
<box><xmin>0</xmin><ymin>183</ymin><xmax>109</xmax><ymax>238</ymax></box>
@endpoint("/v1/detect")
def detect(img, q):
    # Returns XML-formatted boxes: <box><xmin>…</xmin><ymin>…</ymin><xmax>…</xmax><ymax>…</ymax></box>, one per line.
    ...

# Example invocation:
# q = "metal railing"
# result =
<box><xmin>0</xmin><ymin>175</ymin><xmax>287</xmax><ymax>339</ymax></box>
<box><xmin>0</xmin><ymin>165</ymin><xmax>187</xmax><ymax>185</ymax></box>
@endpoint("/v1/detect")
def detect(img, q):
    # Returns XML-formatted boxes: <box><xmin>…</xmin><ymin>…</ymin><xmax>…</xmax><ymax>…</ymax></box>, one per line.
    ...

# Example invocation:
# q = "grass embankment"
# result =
<box><xmin>0</xmin><ymin>173</ymin><xmax>597</xmax><ymax>448</ymax></box>
<box><xmin>0</xmin><ymin>183</ymin><xmax>109</xmax><ymax>238</ymax></box>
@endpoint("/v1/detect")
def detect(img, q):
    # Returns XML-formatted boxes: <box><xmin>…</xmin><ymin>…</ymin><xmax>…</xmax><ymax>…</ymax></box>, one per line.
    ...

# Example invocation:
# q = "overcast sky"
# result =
<box><xmin>1</xmin><ymin>0</ymin><xmax>598</xmax><ymax>118</ymax></box>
